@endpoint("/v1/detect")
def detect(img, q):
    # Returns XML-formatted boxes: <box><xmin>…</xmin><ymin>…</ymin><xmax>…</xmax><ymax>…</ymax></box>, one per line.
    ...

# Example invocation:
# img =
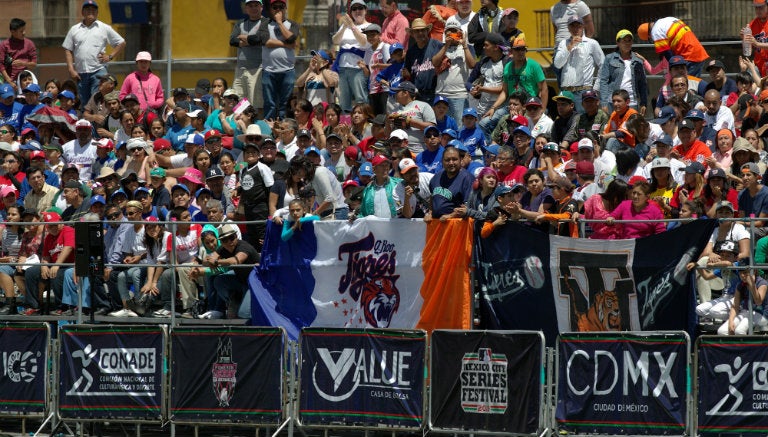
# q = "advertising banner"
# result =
<box><xmin>697</xmin><ymin>336</ymin><xmax>768</xmax><ymax>434</ymax></box>
<box><xmin>475</xmin><ymin>220</ymin><xmax>716</xmax><ymax>344</ymax></box>
<box><xmin>170</xmin><ymin>327</ymin><xmax>284</xmax><ymax>424</ymax></box>
<box><xmin>556</xmin><ymin>332</ymin><xmax>689</xmax><ymax>435</ymax></box>
<box><xmin>58</xmin><ymin>325</ymin><xmax>165</xmax><ymax>420</ymax></box>
<box><xmin>299</xmin><ymin>328</ymin><xmax>426</xmax><ymax>429</ymax></box>
<box><xmin>429</xmin><ymin>330</ymin><xmax>544</xmax><ymax>434</ymax></box>
<box><xmin>0</xmin><ymin>323</ymin><xmax>48</xmax><ymax>415</ymax></box>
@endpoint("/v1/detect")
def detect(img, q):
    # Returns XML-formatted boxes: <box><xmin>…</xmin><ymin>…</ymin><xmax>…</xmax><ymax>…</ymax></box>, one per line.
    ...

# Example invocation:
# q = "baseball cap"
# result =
<box><xmin>304</xmin><ymin>146</ymin><xmax>321</xmax><ymax>156</ymax></box>
<box><xmin>96</xmin><ymin>138</ymin><xmax>114</xmax><ymax>149</ymax></box>
<box><xmin>21</xmin><ymin>140</ymin><xmax>42</xmax><ymax>151</ymax></box>
<box><xmin>43</xmin><ymin>211</ymin><xmax>61</xmax><ymax>223</ymax></box>
<box><xmin>651</xmin><ymin>157</ymin><xmax>671</xmax><ymax>169</ymax></box>
<box><xmin>510</xmin><ymin>115</ymin><xmax>529</xmax><ymax>127</ymax></box>
<box><xmin>310</xmin><ymin>49</ymin><xmax>331</xmax><ymax>62</ymax></box>
<box><xmin>567</xmin><ymin>15</ymin><xmax>584</xmax><ymax>25</ymax></box>
<box><xmin>552</xmin><ymin>90</ymin><xmax>575</xmax><ymax>102</ymax></box>
<box><xmin>433</xmin><ymin>95</ymin><xmax>450</xmax><ymax>106</ymax></box>
<box><xmin>652</xmin><ymin>106</ymin><xmax>676</xmax><ymax>125</ymax></box>
<box><xmin>581</xmin><ymin>90</ymin><xmax>599</xmax><ymax>101</ymax></box>
<box><xmin>359</xmin><ymin>162</ymin><xmax>374</xmax><ymax>177</ymax></box>
<box><xmin>150</xmin><ymin>167</ymin><xmax>167</xmax><ymax>178</ymax></box>
<box><xmin>424</xmin><ymin>125</ymin><xmax>439</xmax><ymax>136</ymax></box>
<box><xmin>542</xmin><ymin>142</ymin><xmax>559</xmax><ymax>153</ymax></box>
<box><xmin>90</xmin><ymin>195</ymin><xmax>106</xmax><ymax>206</ymax></box>
<box><xmin>64</xmin><ymin>180</ymin><xmax>82</xmax><ymax>189</ymax></box>
<box><xmin>512</xmin><ymin>125</ymin><xmax>532</xmax><ymax>138</ymax></box>
<box><xmin>186</xmin><ymin>133</ymin><xmax>205</xmax><ymax>146</ymax></box>
<box><xmin>297</xmin><ymin>128</ymin><xmax>312</xmax><ymax>138</ymax></box>
<box><xmin>153</xmin><ymin>138</ymin><xmax>172</xmax><ymax>152</ymax></box>
<box><xmin>683</xmin><ymin>162</ymin><xmax>705</xmax><ymax>175</ymax></box>
<box><xmin>546</xmin><ymin>178</ymin><xmax>575</xmax><ymax>191</ymax></box>
<box><xmin>678</xmin><ymin>119</ymin><xmax>695</xmax><ymax>130</ymax></box>
<box><xmin>82</xmin><ymin>0</ymin><xmax>98</xmax><ymax>8</ymax></box>
<box><xmin>135</xmin><ymin>51</ymin><xmax>152</xmax><ymax>62</ymax></box>
<box><xmin>399</xmin><ymin>158</ymin><xmax>418</xmax><ymax>173</ymax></box>
<box><xmin>342</xmin><ymin>180</ymin><xmax>360</xmax><ymax>190</ymax></box>
<box><xmin>442</xmin><ymin>129</ymin><xmax>458</xmax><ymax>139</ymax></box>
<box><xmin>22</xmin><ymin>84</ymin><xmax>41</xmax><ymax>94</ymax></box>
<box><xmin>525</xmin><ymin>96</ymin><xmax>543</xmax><ymax>107</ymax></box>
<box><xmin>448</xmin><ymin>139</ymin><xmax>468</xmax><ymax>154</ymax></box>
<box><xmin>577</xmin><ymin>138</ymin><xmax>593</xmax><ymax>150</ymax></box>
<box><xmin>685</xmin><ymin>109</ymin><xmax>706</xmax><ymax>120</ymax></box>
<box><xmin>172</xmin><ymin>87</ymin><xmax>189</xmax><ymax>97</ymax></box>
<box><xmin>75</xmin><ymin>119</ymin><xmax>91</xmax><ymax>129</ymax></box>
<box><xmin>628</xmin><ymin>175</ymin><xmax>648</xmax><ymax>186</ymax></box>
<box><xmin>206</xmin><ymin>167</ymin><xmax>224</xmax><ymax>179</ymax></box>
<box><xmin>494</xmin><ymin>184</ymin><xmax>513</xmax><ymax>197</ymax></box>
<box><xmin>389</xmin><ymin>42</ymin><xmax>404</xmax><ymax>55</ymax></box>
<box><xmin>654</xmin><ymin>134</ymin><xmax>674</xmax><ymax>147</ymax></box>
<box><xmin>575</xmin><ymin>160</ymin><xmax>594</xmax><ymax>176</ymax></box>
<box><xmin>0</xmin><ymin>84</ymin><xmax>14</xmax><ymax>99</ymax></box>
<box><xmin>40</xmin><ymin>92</ymin><xmax>53</xmax><ymax>102</ymax></box>
<box><xmin>706</xmin><ymin>59</ymin><xmax>726</xmax><ymax>71</ymax></box>
<box><xmin>389</xmin><ymin>129</ymin><xmax>408</xmax><ymax>140</ymax></box>
<box><xmin>110</xmin><ymin>189</ymin><xmax>128</xmax><ymax>200</ymax></box>
<box><xmin>364</xmin><ymin>24</ymin><xmax>382</xmax><ymax>33</ymax></box>
<box><xmin>615</xmin><ymin>29</ymin><xmax>633</xmax><ymax>41</ymax></box>
<box><xmin>171</xmin><ymin>184</ymin><xmax>190</xmax><ymax>194</ymax></box>
<box><xmin>122</xmin><ymin>93</ymin><xmax>139</xmax><ymax>104</ymax></box>
<box><xmin>175</xmin><ymin>101</ymin><xmax>192</xmax><ymax>112</ymax></box>
<box><xmin>668</xmin><ymin>55</ymin><xmax>687</xmax><ymax>67</ymax></box>
<box><xmin>371</xmin><ymin>155</ymin><xmax>389</xmax><ymax>167</ymax></box>
<box><xmin>391</xmin><ymin>81</ymin><xmax>418</xmax><ymax>94</ymax></box>
<box><xmin>742</xmin><ymin>162</ymin><xmax>761</xmax><ymax>175</ymax></box>
<box><xmin>485</xmin><ymin>33</ymin><xmax>506</xmax><ymax>47</ymax></box>
<box><xmin>715</xmin><ymin>200</ymin><xmax>735</xmax><ymax>212</ymax></box>
<box><xmin>29</xmin><ymin>150</ymin><xmax>46</xmax><ymax>160</ymax></box>
<box><xmin>326</xmin><ymin>133</ymin><xmax>343</xmax><ymax>143</ymax></box>
<box><xmin>204</xmin><ymin>129</ymin><xmax>222</xmax><ymax>141</ymax></box>
<box><xmin>708</xmin><ymin>167</ymin><xmax>727</xmax><ymax>180</ymax></box>
<box><xmin>564</xmin><ymin>161</ymin><xmax>578</xmax><ymax>171</ymax></box>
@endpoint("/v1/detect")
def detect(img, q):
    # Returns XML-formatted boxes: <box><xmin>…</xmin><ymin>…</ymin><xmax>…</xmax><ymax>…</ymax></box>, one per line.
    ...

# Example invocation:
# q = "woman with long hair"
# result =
<box><xmin>218</xmin><ymin>151</ymin><xmax>238</xmax><ymax>192</ymax></box>
<box><xmin>270</xmin><ymin>159</ymin><xmax>306</xmax><ymax>223</ymax></box>
<box><xmin>465</xmin><ymin>167</ymin><xmax>499</xmax><ymax>220</ymax></box>
<box><xmin>192</xmin><ymin>148</ymin><xmax>212</xmax><ymax>175</ymax></box>
<box><xmin>0</xmin><ymin>205</ymin><xmax>24</xmax><ymax>314</ymax></box>
<box><xmin>580</xmin><ymin>179</ymin><xmax>630</xmax><ymax>239</ymax></box>
<box><xmin>702</xmin><ymin>168</ymin><xmax>739</xmax><ymax>218</ymax></box>
<box><xmin>670</xmin><ymin>163</ymin><xmax>705</xmax><ymax>216</ymax></box>
<box><xmin>350</xmin><ymin>103</ymin><xmax>374</xmax><ymax>141</ymax></box>
<box><xmin>323</xmin><ymin>103</ymin><xmax>342</xmax><ymax>137</ymax></box>
<box><xmin>140</xmin><ymin>217</ymin><xmax>171</xmax><ymax>312</ymax></box>
<box><xmin>648</xmin><ymin>158</ymin><xmax>678</xmax><ymax>218</ymax></box>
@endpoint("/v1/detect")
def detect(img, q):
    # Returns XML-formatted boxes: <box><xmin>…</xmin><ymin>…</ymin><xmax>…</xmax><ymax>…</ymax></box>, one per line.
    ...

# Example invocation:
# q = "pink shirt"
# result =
<box><xmin>119</xmin><ymin>70</ymin><xmax>165</xmax><ymax>111</ymax></box>
<box><xmin>381</xmin><ymin>10</ymin><xmax>409</xmax><ymax>48</ymax></box>
<box><xmin>583</xmin><ymin>195</ymin><xmax>622</xmax><ymax>240</ymax></box>
<box><xmin>609</xmin><ymin>199</ymin><xmax>666</xmax><ymax>239</ymax></box>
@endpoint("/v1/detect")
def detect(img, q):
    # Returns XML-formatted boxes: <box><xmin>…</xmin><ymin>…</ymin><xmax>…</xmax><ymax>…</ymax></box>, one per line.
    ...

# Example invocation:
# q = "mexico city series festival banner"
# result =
<box><xmin>429</xmin><ymin>330</ymin><xmax>544</xmax><ymax>434</ymax></box>
<box><xmin>299</xmin><ymin>328</ymin><xmax>426</xmax><ymax>428</ymax></box>
<box><xmin>58</xmin><ymin>325</ymin><xmax>165</xmax><ymax>420</ymax></box>
<box><xmin>170</xmin><ymin>327</ymin><xmax>284</xmax><ymax>424</ymax></box>
<box><xmin>697</xmin><ymin>336</ymin><xmax>768</xmax><ymax>434</ymax></box>
<box><xmin>250</xmin><ymin>218</ymin><xmax>472</xmax><ymax>340</ymax></box>
<box><xmin>0</xmin><ymin>323</ymin><xmax>48</xmax><ymax>414</ymax></box>
<box><xmin>475</xmin><ymin>220</ymin><xmax>716</xmax><ymax>343</ymax></box>
<box><xmin>556</xmin><ymin>332</ymin><xmax>689</xmax><ymax>435</ymax></box>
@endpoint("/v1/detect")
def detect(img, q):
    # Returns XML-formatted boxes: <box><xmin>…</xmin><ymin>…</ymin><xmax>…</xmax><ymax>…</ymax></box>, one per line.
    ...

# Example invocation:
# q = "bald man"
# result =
<box><xmin>703</xmin><ymin>89</ymin><xmax>735</xmax><ymax>133</ymax></box>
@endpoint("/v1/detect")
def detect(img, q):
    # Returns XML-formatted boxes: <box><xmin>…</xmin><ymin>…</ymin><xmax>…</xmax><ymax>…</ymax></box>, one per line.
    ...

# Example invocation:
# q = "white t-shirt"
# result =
<box><xmin>174</xmin><ymin>224</ymin><xmax>203</xmax><ymax>264</ymax></box>
<box><xmin>62</xmin><ymin>138</ymin><xmax>98</xmax><ymax>182</ymax></box>
<box><xmin>708</xmin><ymin>223</ymin><xmax>749</xmax><ymax>247</ymax></box>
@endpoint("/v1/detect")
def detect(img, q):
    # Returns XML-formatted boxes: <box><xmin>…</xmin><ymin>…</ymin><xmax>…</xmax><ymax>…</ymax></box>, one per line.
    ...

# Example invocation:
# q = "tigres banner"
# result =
<box><xmin>474</xmin><ymin>220</ymin><xmax>716</xmax><ymax>344</ymax></box>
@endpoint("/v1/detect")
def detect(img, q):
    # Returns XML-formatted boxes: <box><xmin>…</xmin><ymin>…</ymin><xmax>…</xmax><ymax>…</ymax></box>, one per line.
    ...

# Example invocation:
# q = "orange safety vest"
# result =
<box><xmin>654</xmin><ymin>19</ymin><xmax>709</xmax><ymax>63</ymax></box>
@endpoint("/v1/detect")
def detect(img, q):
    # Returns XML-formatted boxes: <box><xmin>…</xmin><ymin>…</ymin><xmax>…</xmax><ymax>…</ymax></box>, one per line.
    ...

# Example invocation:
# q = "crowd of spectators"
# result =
<box><xmin>2</xmin><ymin>0</ymin><xmax>768</xmax><ymax>327</ymax></box>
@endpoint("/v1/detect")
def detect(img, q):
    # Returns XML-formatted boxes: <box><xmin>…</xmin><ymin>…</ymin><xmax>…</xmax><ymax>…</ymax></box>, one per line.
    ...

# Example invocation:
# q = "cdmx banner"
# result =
<box><xmin>58</xmin><ymin>325</ymin><xmax>165</xmax><ymax>420</ymax></box>
<box><xmin>697</xmin><ymin>336</ymin><xmax>768</xmax><ymax>434</ymax></box>
<box><xmin>429</xmin><ymin>330</ymin><xmax>544</xmax><ymax>434</ymax></box>
<box><xmin>299</xmin><ymin>328</ymin><xmax>426</xmax><ymax>429</ymax></box>
<box><xmin>250</xmin><ymin>218</ymin><xmax>472</xmax><ymax>340</ymax></box>
<box><xmin>170</xmin><ymin>327</ymin><xmax>284</xmax><ymax>424</ymax></box>
<box><xmin>0</xmin><ymin>323</ymin><xmax>48</xmax><ymax>414</ymax></box>
<box><xmin>475</xmin><ymin>220</ymin><xmax>716</xmax><ymax>343</ymax></box>
<box><xmin>557</xmin><ymin>332</ymin><xmax>689</xmax><ymax>435</ymax></box>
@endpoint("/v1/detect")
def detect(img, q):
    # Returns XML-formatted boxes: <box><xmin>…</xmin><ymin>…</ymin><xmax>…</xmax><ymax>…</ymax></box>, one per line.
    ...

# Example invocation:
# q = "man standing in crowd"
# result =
<box><xmin>258</xmin><ymin>0</ymin><xmax>300</xmax><ymax>120</ymax></box>
<box><xmin>239</xmin><ymin>141</ymin><xmax>274</xmax><ymax>250</ymax></box>
<box><xmin>389</xmin><ymin>81</ymin><xmax>436</xmax><ymax>155</ymax></box>
<box><xmin>62</xmin><ymin>0</ymin><xmax>125</xmax><ymax>110</ymax></box>
<box><xmin>552</xmin><ymin>15</ymin><xmax>604</xmax><ymax>113</ymax></box>
<box><xmin>0</xmin><ymin>18</ymin><xmax>37</xmax><ymax>90</ymax></box>
<box><xmin>230</xmin><ymin>0</ymin><xmax>268</xmax><ymax>117</ymax></box>
<box><xmin>488</xmin><ymin>37</ymin><xmax>547</xmax><ymax>126</ymax></box>
<box><xmin>404</xmin><ymin>18</ymin><xmax>441</xmax><ymax>105</ymax></box>
<box><xmin>380</xmin><ymin>0</ymin><xmax>409</xmax><ymax>48</ymax></box>
<box><xmin>467</xmin><ymin>0</ymin><xmax>503</xmax><ymax>56</ymax></box>
<box><xmin>550</xmin><ymin>0</ymin><xmax>594</xmax><ymax>84</ymax></box>
<box><xmin>745</xmin><ymin>0</ymin><xmax>768</xmax><ymax>77</ymax></box>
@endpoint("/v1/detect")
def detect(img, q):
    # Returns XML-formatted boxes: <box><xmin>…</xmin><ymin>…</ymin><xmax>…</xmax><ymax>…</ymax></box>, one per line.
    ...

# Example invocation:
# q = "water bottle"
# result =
<box><xmin>744</xmin><ymin>26</ymin><xmax>753</xmax><ymax>57</ymax></box>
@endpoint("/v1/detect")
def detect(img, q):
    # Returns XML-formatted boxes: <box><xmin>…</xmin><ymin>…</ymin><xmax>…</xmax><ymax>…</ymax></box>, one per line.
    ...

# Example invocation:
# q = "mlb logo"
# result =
<box><xmin>479</xmin><ymin>348</ymin><xmax>492</xmax><ymax>362</ymax></box>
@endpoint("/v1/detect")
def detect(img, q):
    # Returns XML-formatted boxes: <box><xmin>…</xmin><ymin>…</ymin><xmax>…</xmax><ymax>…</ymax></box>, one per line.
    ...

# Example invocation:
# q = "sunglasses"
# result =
<box><xmin>425</xmin><ymin>133</ymin><xmax>439</xmax><ymax>138</ymax></box>
<box><xmin>350</xmin><ymin>5</ymin><xmax>365</xmax><ymax>10</ymax></box>
<box><xmin>205</xmin><ymin>138</ymin><xmax>221</xmax><ymax>144</ymax></box>
<box><xmin>271</xmin><ymin>3</ymin><xmax>285</xmax><ymax>9</ymax></box>
<box><xmin>106</xmin><ymin>213</ymin><xmax>121</xmax><ymax>220</ymax></box>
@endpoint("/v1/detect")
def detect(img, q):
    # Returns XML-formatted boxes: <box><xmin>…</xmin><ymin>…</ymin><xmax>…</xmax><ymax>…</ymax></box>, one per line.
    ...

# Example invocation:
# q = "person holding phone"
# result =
<box><xmin>332</xmin><ymin>0</ymin><xmax>370</xmax><ymax>115</ymax></box>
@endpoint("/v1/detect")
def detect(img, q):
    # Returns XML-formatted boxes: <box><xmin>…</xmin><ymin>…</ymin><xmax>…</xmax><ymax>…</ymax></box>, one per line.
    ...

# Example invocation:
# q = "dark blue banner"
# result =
<box><xmin>170</xmin><ymin>327</ymin><xmax>284</xmax><ymax>424</ymax></box>
<box><xmin>697</xmin><ymin>336</ymin><xmax>768</xmax><ymax>434</ymax></box>
<box><xmin>299</xmin><ymin>328</ymin><xmax>425</xmax><ymax>428</ymax></box>
<box><xmin>556</xmin><ymin>332</ymin><xmax>689</xmax><ymax>435</ymax></box>
<box><xmin>430</xmin><ymin>330</ymin><xmax>543</xmax><ymax>434</ymax></box>
<box><xmin>475</xmin><ymin>220</ymin><xmax>716</xmax><ymax>344</ymax></box>
<box><xmin>0</xmin><ymin>323</ymin><xmax>48</xmax><ymax>414</ymax></box>
<box><xmin>58</xmin><ymin>325</ymin><xmax>165</xmax><ymax>420</ymax></box>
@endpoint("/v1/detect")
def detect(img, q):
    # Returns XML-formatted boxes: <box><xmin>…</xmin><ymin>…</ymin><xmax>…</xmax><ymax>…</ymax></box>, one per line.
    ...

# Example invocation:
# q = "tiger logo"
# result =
<box><xmin>360</xmin><ymin>276</ymin><xmax>400</xmax><ymax>328</ymax></box>
<box><xmin>565</xmin><ymin>275</ymin><xmax>622</xmax><ymax>331</ymax></box>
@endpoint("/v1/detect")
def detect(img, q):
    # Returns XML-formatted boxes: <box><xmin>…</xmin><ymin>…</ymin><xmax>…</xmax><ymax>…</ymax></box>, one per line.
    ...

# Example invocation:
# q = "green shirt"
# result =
<box><xmin>503</xmin><ymin>58</ymin><xmax>545</xmax><ymax>100</ymax></box>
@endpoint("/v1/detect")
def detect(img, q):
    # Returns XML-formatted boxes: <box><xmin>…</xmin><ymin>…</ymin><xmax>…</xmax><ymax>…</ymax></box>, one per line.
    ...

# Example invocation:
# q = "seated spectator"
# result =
<box><xmin>603</xmin><ymin>89</ymin><xmax>638</xmax><ymax>138</ymax></box>
<box><xmin>462</xmin><ymin>166</ymin><xmax>499</xmax><ymax>220</ymax></box>
<box><xmin>137</xmin><ymin>216</ymin><xmax>171</xmax><ymax>314</ymax></box>
<box><xmin>480</xmin><ymin>184</ymin><xmax>524</xmax><ymax>238</ymax></box>
<box><xmin>60</xmin><ymin>180</ymin><xmax>91</xmax><ymax>222</ymax></box>
<box><xmin>720</xmin><ymin>267</ymin><xmax>768</xmax><ymax>335</ymax></box>
<box><xmin>395</xmin><ymin>158</ymin><xmax>433</xmax><ymax>218</ymax></box>
<box><xmin>702</xmin><ymin>168</ymin><xmax>739</xmax><ymax>217</ymax></box>
<box><xmin>155</xmin><ymin>207</ymin><xmax>202</xmax><ymax>318</ymax></box>
<box><xmin>200</xmin><ymin>224</ymin><xmax>260</xmax><ymax>319</ymax></box>
<box><xmin>22</xmin><ymin>211</ymin><xmax>74</xmax><ymax>315</ymax></box>
<box><xmin>536</xmin><ymin>178</ymin><xmax>578</xmax><ymax>237</ymax></box>
<box><xmin>0</xmin><ymin>205</ymin><xmax>23</xmax><ymax>314</ymax></box>
<box><xmin>417</xmin><ymin>125</ymin><xmax>444</xmax><ymax>174</ymax></box>
<box><xmin>606</xmin><ymin>180</ymin><xmax>666</xmax><ymax>238</ymax></box>
<box><xmin>738</xmin><ymin>162</ymin><xmax>768</xmax><ymax>237</ymax></box>
<box><xmin>579</xmin><ymin>179</ymin><xmax>629</xmax><ymax>239</ymax></box>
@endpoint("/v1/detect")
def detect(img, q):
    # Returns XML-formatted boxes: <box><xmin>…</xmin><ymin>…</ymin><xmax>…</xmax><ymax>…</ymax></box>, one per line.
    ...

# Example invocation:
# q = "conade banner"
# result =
<box><xmin>0</xmin><ymin>323</ymin><xmax>48</xmax><ymax>415</ymax></box>
<box><xmin>58</xmin><ymin>325</ymin><xmax>165</xmax><ymax>420</ymax></box>
<box><xmin>697</xmin><ymin>336</ymin><xmax>768</xmax><ymax>434</ymax></box>
<box><xmin>299</xmin><ymin>328</ymin><xmax>426</xmax><ymax>428</ymax></box>
<box><xmin>556</xmin><ymin>332</ymin><xmax>689</xmax><ymax>435</ymax></box>
<box><xmin>429</xmin><ymin>330</ymin><xmax>543</xmax><ymax>434</ymax></box>
<box><xmin>170</xmin><ymin>327</ymin><xmax>284</xmax><ymax>424</ymax></box>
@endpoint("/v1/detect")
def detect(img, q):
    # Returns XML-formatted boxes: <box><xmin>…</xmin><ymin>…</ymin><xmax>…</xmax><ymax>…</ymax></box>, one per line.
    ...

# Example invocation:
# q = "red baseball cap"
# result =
<box><xmin>153</xmin><ymin>138</ymin><xmax>172</xmax><ymax>152</ymax></box>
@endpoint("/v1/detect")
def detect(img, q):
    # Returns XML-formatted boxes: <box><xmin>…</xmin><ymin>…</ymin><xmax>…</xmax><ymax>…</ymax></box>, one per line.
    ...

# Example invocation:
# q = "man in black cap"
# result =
<box><xmin>165</xmin><ymin>101</ymin><xmax>195</xmax><ymax>151</ymax></box>
<box><xmin>576</xmin><ymin>90</ymin><xmax>608</xmax><ymax>137</ymax></box>
<box><xmin>699</xmin><ymin>59</ymin><xmax>737</xmax><ymax>99</ymax></box>
<box><xmin>83</xmin><ymin>74</ymin><xmax>118</xmax><ymax>126</ymax></box>
<box><xmin>206</xmin><ymin>166</ymin><xmax>235</xmax><ymax>217</ymax></box>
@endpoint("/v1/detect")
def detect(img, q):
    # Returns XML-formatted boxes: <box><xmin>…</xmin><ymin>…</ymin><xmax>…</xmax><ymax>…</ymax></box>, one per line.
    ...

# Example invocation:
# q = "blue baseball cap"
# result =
<box><xmin>359</xmin><ymin>162</ymin><xmax>374</xmax><ymax>177</ymax></box>
<box><xmin>22</xmin><ymin>84</ymin><xmax>41</xmax><ymax>94</ymax></box>
<box><xmin>110</xmin><ymin>189</ymin><xmax>127</xmax><ymax>200</ymax></box>
<box><xmin>433</xmin><ymin>95</ymin><xmax>449</xmax><ymax>106</ymax></box>
<box><xmin>389</xmin><ymin>42</ymin><xmax>404</xmax><ymax>55</ymax></box>
<box><xmin>89</xmin><ymin>195</ymin><xmax>106</xmax><ymax>206</ymax></box>
<box><xmin>652</xmin><ymin>106</ymin><xmax>676</xmax><ymax>124</ymax></box>
<box><xmin>668</xmin><ymin>55</ymin><xmax>687</xmax><ymax>67</ymax></box>
<box><xmin>82</xmin><ymin>0</ymin><xmax>98</xmax><ymax>8</ymax></box>
<box><xmin>195</xmin><ymin>187</ymin><xmax>212</xmax><ymax>198</ymax></box>
<box><xmin>310</xmin><ymin>49</ymin><xmax>331</xmax><ymax>62</ymax></box>
<box><xmin>423</xmin><ymin>125</ymin><xmax>439</xmax><ymax>136</ymax></box>
<box><xmin>462</xmin><ymin>107</ymin><xmax>478</xmax><ymax>119</ymax></box>
<box><xmin>20</xmin><ymin>140</ymin><xmax>42</xmax><ymax>151</ymax></box>
<box><xmin>685</xmin><ymin>109</ymin><xmax>706</xmax><ymax>121</ymax></box>
<box><xmin>133</xmin><ymin>187</ymin><xmax>150</xmax><ymax>197</ymax></box>
<box><xmin>40</xmin><ymin>92</ymin><xmax>54</xmax><ymax>102</ymax></box>
<box><xmin>304</xmin><ymin>146</ymin><xmax>321</xmax><ymax>156</ymax></box>
<box><xmin>481</xmin><ymin>144</ymin><xmax>500</xmax><ymax>156</ymax></box>
<box><xmin>447</xmin><ymin>139</ymin><xmax>468</xmax><ymax>153</ymax></box>
<box><xmin>512</xmin><ymin>125</ymin><xmax>532</xmax><ymax>138</ymax></box>
<box><xmin>59</xmin><ymin>90</ymin><xmax>76</xmax><ymax>100</ymax></box>
<box><xmin>186</xmin><ymin>133</ymin><xmax>205</xmax><ymax>146</ymax></box>
<box><xmin>442</xmin><ymin>129</ymin><xmax>458</xmax><ymax>139</ymax></box>
<box><xmin>654</xmin><ymin>134</ymin><xmax>674</xmax><ymax>147</ymax></box>
<box><xmin>171</xmin><ymin>184</ymin><xmax>190</xmax><ymax>194</ymax></box>
<box><xmin>0</xmin><ymin>84</ymin><xmax>14</xmax><ymax>99</ymax></box>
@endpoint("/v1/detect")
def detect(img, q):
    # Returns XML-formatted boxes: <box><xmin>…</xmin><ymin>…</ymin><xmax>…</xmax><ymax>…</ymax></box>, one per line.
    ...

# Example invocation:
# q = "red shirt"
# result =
<box><xmin>672</xmin><ymin>140</ymin><xmax>712</xmax><ymax>166</ymax></box>
<box><xmin>500</xmin><ymin>165</ymin><xmax>527</xmax><ymax>186</ymax></box>
<box><xmin>42</xmin><ymin>226</ymin><xmax>75</xmax><ymax>263</ymax></box>
<box><xmin>750</xmin><ymin>17</ymin><xmax>768</xmax><ymax>77</ymax></box>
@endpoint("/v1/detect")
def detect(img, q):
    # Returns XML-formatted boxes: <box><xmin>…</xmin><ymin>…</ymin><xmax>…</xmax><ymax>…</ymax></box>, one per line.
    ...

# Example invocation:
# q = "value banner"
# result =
<box><xmin>170</xmin><ymin>327</ymin><xmax>284</xmax><ymax>424</ymax></box>
<box><xmin>475</xmin><ymin>220</ymin><xmax>716</xmax><ymax>344</ymax></box>
<box><xmin>429</xmin><ymin>330</ymin><xmax>544</xmax><ymax>434</ymax></box>
<box><xmin>697</xmin><ymin>336</ymin><xmax>768</xmax><ymax>434</ymax></box>
<box><xmin>299</xmin><ymin>328</ymin><xmax>426</xmax><ymax>429</ymax></box>
<box><xmin>58</xmin><ymin>325</ymin><xmax>165</xmax><ymax>420</ymax></box>
<box><xmin>556</xmin><ymin>332</ymin><xmax>689</xmax><ymax>435</ymax></box>
<box><xmin>0</xmin><ymin>322</ymin><xmax>49</xmax><ymax>415</ymax></box>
